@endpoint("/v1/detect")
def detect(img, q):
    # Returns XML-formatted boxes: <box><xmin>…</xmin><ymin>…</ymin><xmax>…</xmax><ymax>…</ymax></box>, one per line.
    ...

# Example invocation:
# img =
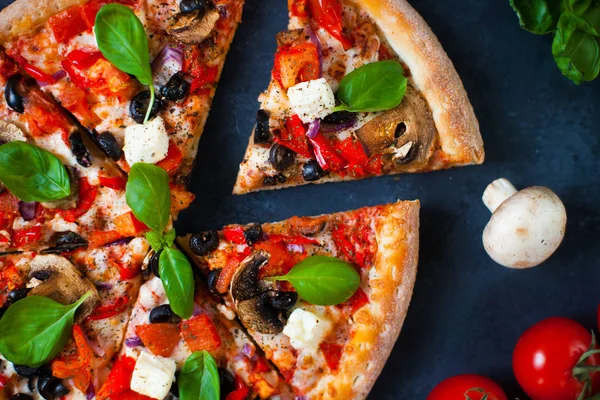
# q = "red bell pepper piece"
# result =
<box><xmin>96</xmin><ymin>355</ymin><xmax>136</xmax><ymax>400</ymax></box>
<box><xmin>68</xmin><ymin>50</ymin><xmax>104</xmax><ymax>69</ymax></box>
<box><xmin>156</xmin><ymin>143</ymin><xmax>183</xmax><ymax>174</ymax></box>
<box><xmin>48</xmin><ymin>6</ymin><xmax>88</xmax><ymax>43</ymax></box>
<box><xmin>60</xmin><ymin>83</ymin><xmax>101</xmax><ymax>128</ymax></box>
<box><xmin>89</xmin><ymin>230</ymin><xmax>123</xmax><ymax>248</ymax></box>
<box><xmin>332</xmin><ymin>219</ymin><xmax>375</xmax><ymax>269</ymax></box>
<box><xmin>272</xmin><ymin>43</ymin><xmax>320</xmax><ymax>89</ymax></box>
<box><xmin>60</xmin><ymin>177</ymin><xmax>98</xmax><ymax>223</ymax></box>
<box><xmin>135</xmin><ymin>323</ymin><xmax>181</xmax><ymax>357</ymax></box>
<box><xmin>0</xmin><ymin>374</ymin><xmax>8</xmax><ymax>387</ymax></box>
<box><xmin>80</xmin><ymin>0</ymin><xmax>140</xmax><ymax>29</ymax></box>
<box><xmin>268</xmin><ymin>234</ymin><xmax>320</xmax><ymax>246</ymax></box>
<box><xmin>255</xmin><ymin>240</ymin><xmax>305</xmax><ymax>280</ymax></box>
<box><xmin>319</xmin><ymin>342</ymin><xmax>343</xmax><ymax>371</ymax></box>
<box><xmin>51</xmin><ymin>325</ymin><xmax>92</xmax><ymax>392</ymax></box>
<box><xmin>215</xmin><ymin>247</ymin><xmax>252</xmax><ymax>294</ymax></box>
<box><xmin>87</xmin><ymin>294</ymin><xmax>130</xmax><ymax>321</ymax></box>
<box><xmin>226</xmin><ymin>377</ymin><xmax>250</xmax><ymax>400</ymax></box>
<box><xmin>309</xmin><ymin>133</ymin><xmax>346</xmax><ymax>172</ymax></box>
<box><xmin>114</xmin><ymin>212</ymin><xmax>148</xmax><ymax>238</ymax></box>
<box><xmin>343</xmin><ymin>287</ymin><xmax>369</xmax><ymax>314</ymax></box>
<box><xmin>0</xmin><ymin>264</ymin><xmax>24</xmax><ymax>305</ymax></box>
<box><xmin>98</xmin><ymin>175</ymin><xmax>127</xmax><ymax>191</ymax></box>
<box><xmin>188</xmin><ymin>65</ymin><xmax>219</xmax><ymax>94</ymax></box>
<box><xmin>223</xmin><ymin>226</ymin><xmax>246</xmax><ymax>245</ymax></box>
<box><xmin>13</xmin><ymin>226</ymin><xmax>42</xmax><ymax>247</ymax></box>
<box><xmin>273</xmin><ymin>115</ymin><xmax>312</xmax><ymax>158</ymax></box>
<box><xmin>307</xmin><ymin>0</ymin><xmax>353</xmax><ymax>50</ymax></box>
<box><xmin>180</xmin><ymin>314</ymin><xmax>222</xmax><ymax>352</ymax></box>
<box><xmin>289</xmin><ymin>0</ymin><xmax>309</xmax><ymax>18</ymax></box>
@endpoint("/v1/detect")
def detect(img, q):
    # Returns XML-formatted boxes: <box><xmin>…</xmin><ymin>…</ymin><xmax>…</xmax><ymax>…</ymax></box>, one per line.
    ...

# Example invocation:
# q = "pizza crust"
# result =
<box><xmin>357</xmin><ymin>0</ymin><xmax>484</xmax><ymax>168</ymax></box>
<box><xmin>0</xmin><ymin>0</ymin><xmax>86</xmax><ymax>42</ymax></box>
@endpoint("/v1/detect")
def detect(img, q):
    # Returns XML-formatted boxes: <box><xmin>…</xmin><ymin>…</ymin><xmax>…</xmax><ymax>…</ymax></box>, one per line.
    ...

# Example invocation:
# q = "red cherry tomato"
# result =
<box><xmin>513</xmin><ymin>317</ymin><xmax>600</xmax><ymax>400</ymax></box>
<box><xmin>427</xmin><ymin>374</ymin><xmax>508</xmax><ymax>400</ymax></box>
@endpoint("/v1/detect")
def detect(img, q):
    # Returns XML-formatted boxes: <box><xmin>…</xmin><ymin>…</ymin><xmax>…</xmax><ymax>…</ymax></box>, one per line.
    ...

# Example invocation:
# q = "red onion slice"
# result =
<box><xmin>320</xmin><ymin>117</ymin><xmax>357</xmax><ymax>133</ymax></box>
<box><xmin>306</xmin><ymin>119</ymin><xmax>321</xmax><ymax>139</ymax></box>
<box><xmin>125</xmin><ymin>337</ymin><xmax>143</xmax><ymax>347</ymax></box>
<box><xmin>152</xmin><ymin>45</ymin><xmax>184</xmax><ymax>86</ymax></box>
<box><xmin>18</xmin><ymin>201</ymin><xmax>37</xmax><ymax>221</ymax></box>
<box><xmin>306</xmin><ymin>25</ymin><xmax>323</xmax><ymax>77</ymax></box>
<box><xmin>309</xmin><ymin>138</ymin><xmax>329</xmax><ymax>170</ymax></box>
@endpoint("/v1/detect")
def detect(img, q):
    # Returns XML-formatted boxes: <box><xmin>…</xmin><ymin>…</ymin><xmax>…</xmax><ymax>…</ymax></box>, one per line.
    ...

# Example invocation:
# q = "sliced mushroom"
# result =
<box><xmin>27</xmin><ymin>255</ymin><xmax>99</xmax><ymax>323</ymax></box>
<box><xmin>168</xmin><ymin>7</ymin><xmax>220</xmax><ymax>44</ymax></box>
<box><xmin>354</xmin><ymin>85</ymin><xmax>436</xmax><ymax>169</ymax></box>
<box><xmin>41</xmin><ymin>167</ymin><xmax>79</xmax><ymax>210</ymax></box>
<box><xmin>0</xmin><ymin>120</ymin><xmax>27</xmax><ymax>144</ymax></box>
<box><xmin>230</xmin><ymin>251</ymin><xmax>287</xmax><ymax>334</ymax></box>
<box><xmin>276</xmin><ymin>29</ymin><xmax>304</xmax><ymax>47</ymax></box>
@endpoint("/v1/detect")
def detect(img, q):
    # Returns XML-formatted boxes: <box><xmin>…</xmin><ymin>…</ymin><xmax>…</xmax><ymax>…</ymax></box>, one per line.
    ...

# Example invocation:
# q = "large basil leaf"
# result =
<box><xmin>179</xmin><ymin>351</ymin><xmax>220</xmax><ymax>400</ymax></box>
<box><xmin>159</xmin><ymin>247</ymin><xmax>195</xmax><ymax>319</ymax></box>
<box><xmin>0</xmin><ymin>292</ymin><xmax>91</xmax><ymax>367</ymax></box>
<box><xmin>552</xmin><ymin>12</ymin><xmax>600</xmax><ymax>84</ymax></box>
<box><xmin>509</xmin><ymin>0</ymin><xmax>563</xmax><ymax>34</ymax></box>
<box><xmin>95</xmin><ymin>4</ymin><xmax>152</xmax><ymax>85</ymax></box>
<box><xmin>266</xmin><ymin>255</ymin><xmax>360</xmax><ymax>305</ymax></box>
<box><xmin>0</xmin><ymin>142</ymin><xmax>71</xmax><ymax>202</ymax></box>
<box><xmin>334</xmin><ymin>60</ymin><xmax>407</xmax><ymax>113</ymax></box>
<box><xmin>126</xmin><ymin>163</ymin><xmax>171</xmax><ymax>234</ymax></box>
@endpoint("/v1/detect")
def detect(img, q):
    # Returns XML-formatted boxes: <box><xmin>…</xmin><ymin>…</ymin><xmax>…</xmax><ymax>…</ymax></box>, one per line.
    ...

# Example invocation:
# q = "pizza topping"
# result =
<box><xmin>189</xmin><ymin>230</ymin><xmax>220</xmax><ymax>256</ymax></box>
<box><xmin>319</xmin><ymin>342</ymin><xmax>343</xmax><ymax>371</ymax></box>
<box><xmin>169</xmin><ymin>6</ymin><xmax>221</xmax><ymax>44</ymax></box>
<box><xmin>135</xmin><ymin>323</ymin><xmax>181</xmax><ymax>357</ymax></box>
<box><xmin>179</xmin><ymin>351</ymin><xmax>220</xmax><ymax>400</ymax></box>
<box><xmin>124</xmin><ymin>116</ymin><xmax>170</xmax><ymax>165</ymax></box>
<box><xmin>0</xmin><ymin>121</ymin><xmax>27</xmax><ymax>144</ymax></box>
<box><xmin>179</xmin><ymin>314</ymin><xmax>222</xmax><ymax>352</ymax></box>
<box><xmin>41</xmin><ymin>231</ymin><xmax>88</xmax><ymax>254</ymax></box>
<box><xmin>51</xmin><ymin>325</ymin><xmax>92</xmax><ymax>392</ymax></box>
<box><xmin>4</xmin><ymin>75</ymin><xmax>24</xmax><ymax>113</ymax></box>
<box><xmin>482</xmin><ymin>179</ymin><xmax>567</xmax><ymax>269</ymax></box>
<box><xmin>159</xmin><ymin>72</ymin><xmax>191</xmax><ymax>102</ymax></box>
<box><xmin>130</xmin><ymin>351</ymin><xmax>176</xmax><ymax>399</ymax></box>
<box><xmin>27</xmin><ymin>255</ymin><xmax>100</xmax><ymax>324</ymax></box>
<box><xmin>152</xmin><ymin>46</ymin><xmax>184</xmax><ymax>87</ymax></box>
<box><xmin>273</xmin><ymin>43</ymin><xmax>320</xmax><ymax>89</ymax></box>
<box><xmin>96</xmin><ymin>131</ymin><xmax>124</xmax><ymax>162</ymax></box>
<box><xmin>302</xmin><ymin>159</ymin><xmax>328</xmax><ymax>181</ymax></box>
<box><xmin>287</xmin><ymin>78</ymin><xmax>335</xmax><ymax>123</ymax></box>
<box><xmin>320</xmin><ymin>110</ymin><xmax>357</xmax><ymax>132</ymax></box>
<box><xmin>130</xmin><ymin>90</ymin><xmax>163</xmax><ymax>124</ymax></box>
<box><xmin>307</xmin><ymin>0</ymin><xmax>352</xmax><ymax>50</ymax></box>
<box><xmin>149</xmin><ymin>304</ymin><xmax>181</xmax><ymax>324</ymax></box>
<box><xmin>254</xmin><ymin>109</ymin><xmax>271</xmax><ymax>144</ymax></box>
<box><xmin>282</xmin><ymin>308</ymin><xmax>332</xmax><ymax>353</ymax></box>
<box><xmin>269</xmin><ymin>143</ymin><xmax>296</xmax><ymax>172</ymax></box>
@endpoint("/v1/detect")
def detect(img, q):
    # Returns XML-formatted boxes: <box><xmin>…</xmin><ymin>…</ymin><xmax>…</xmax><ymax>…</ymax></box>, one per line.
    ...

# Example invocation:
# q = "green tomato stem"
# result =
<box><xmin>143</xmin><ymin>84</ymin><xmax>155</xmax><ymax>125</ymax></box>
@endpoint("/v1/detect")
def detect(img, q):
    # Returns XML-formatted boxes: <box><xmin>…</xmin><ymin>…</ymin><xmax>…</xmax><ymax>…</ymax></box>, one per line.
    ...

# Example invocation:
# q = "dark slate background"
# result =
<box><xmin>2</xmin><ymin>0</ymin><xmax>600</xmax><ymax>398</ymax></box>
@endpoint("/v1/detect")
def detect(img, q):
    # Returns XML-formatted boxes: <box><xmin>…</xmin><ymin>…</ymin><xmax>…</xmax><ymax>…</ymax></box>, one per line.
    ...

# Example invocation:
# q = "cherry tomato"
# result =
<box><xmin>427</xmin><ymin>374</ymin><xmax>508</xmax><ymax>400</ymax></box>
<box><xmin>513</xmin><ymin>317</ymin><xmax>600</xmax><ymax>400</ymax></box>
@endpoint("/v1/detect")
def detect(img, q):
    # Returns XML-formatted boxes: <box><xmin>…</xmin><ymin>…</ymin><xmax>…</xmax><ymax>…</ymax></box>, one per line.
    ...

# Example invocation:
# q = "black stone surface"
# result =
<box><xmin>1</xmin><ymin>0</ymin><xmax>599</xmax><ymax>398</ymax></box>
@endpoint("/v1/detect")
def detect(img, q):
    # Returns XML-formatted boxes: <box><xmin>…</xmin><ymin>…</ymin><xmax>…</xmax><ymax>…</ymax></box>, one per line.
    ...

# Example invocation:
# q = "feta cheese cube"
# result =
<box><xmin>283</xmin><ymin>308</ymin><xmax>332</xmax><ymax>352</ymax></box>
<box><xmin>124</xmin><ymin>116</ymin><xmax>170</xmax><ymax>165</ymax></box>
<box><xmin>130</xmin><ymin>351</ymin><xmax>176</xmax><ymax>399</ymax></box>
<box><xmin>287</xmin><ymin>78</ymin><xmax>335</xmax><ymax>123</ymax></box>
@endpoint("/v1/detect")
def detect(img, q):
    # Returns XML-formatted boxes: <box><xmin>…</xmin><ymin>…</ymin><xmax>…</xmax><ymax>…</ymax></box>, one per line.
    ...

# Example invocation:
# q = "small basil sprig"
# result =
<box><xmin>179</xmin><ymin>351</ymin><xmax>220</xmax><ymax>400</ymax></box>
<box><xmin>125</xmin><ymin>163</ymin><xmax>194</xmax><ymax>319</ymax></box>
<box><xmin>0</xmin><ymin>142</ymin><xmax>71</xmax><ymax>202</ymax></box>
<box><xmin>333</xmin><ymin>60</ymin><xmax>407</xmax><ymax>113</ymax></box>
<box><xmin>0</xmin><ymin>292</ymin><xmax>91</xmax><ymax>367</ymax></box>
<box><xmin>509</xmin><ymin>0</ymin><xmax>564</xmax><ymax>34</ymax></box>
<box><xmin>266</xmin><ymin>255</ymin><xmax>360</xmax><ymax>305</ymax></box>
<box><xmin>95</xmin><ymin>4</ymin><xmax>155</xmax><ymax>123</ymax></box>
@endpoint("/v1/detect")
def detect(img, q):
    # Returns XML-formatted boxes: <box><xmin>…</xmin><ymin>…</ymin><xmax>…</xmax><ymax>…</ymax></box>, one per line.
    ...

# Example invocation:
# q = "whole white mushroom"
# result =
<box><xmin>482</xmin><ymin>178</ymin><xmax>567</xmax><ymax>269</ymax></box>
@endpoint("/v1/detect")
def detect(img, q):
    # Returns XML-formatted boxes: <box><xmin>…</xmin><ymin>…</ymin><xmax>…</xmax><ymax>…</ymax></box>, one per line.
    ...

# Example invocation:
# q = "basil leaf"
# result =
<box><xmin>159</xmin><ymin>247</ymin><xmax>195</xmax><ymax>319</ymax></box>
<box><xmin>267</xmin><ymin>256</ymin><xmax>360</xmax><ymax>305</ymax></box>
<box><xmin>334</xmin><ymin>60</ymin><xmax>407</xmax><ymax>113</ymax></box>
<box><xmin>179</xmin><ymin>351</ymin><xmax>220</xmax><ymax>400</ymax></box>
<box><xmin>509</xmin><ymin>0</ymin><xmax>563</xmax><ymax>34</ymax></box>
<box><xmin>95</xmin><ymin>4</ymin><xmax>152</xmax><ymax>85</ymax></box>
<box><xmin>552</xmin><ymin>12</ymin><xmax>600</xmax><ymax>84</ymax></box>
<box><xmin>0</xmin><ymin>292</ymin><xmax>91</xmax><ymax>367</ymax></box>
<box><xmin>126</xmin><ymin>163</ymin><xmax>171</xmax><ymax>234</ymax></box>
<box><xmin>0</xmin><ymin>142</ymin><xmax>71</xmax><ymax>202</ymax></box>
<box><xmin>146</xmin><ymin>230</ymin><xmax>176</xmax><ymax>252</ymax></box>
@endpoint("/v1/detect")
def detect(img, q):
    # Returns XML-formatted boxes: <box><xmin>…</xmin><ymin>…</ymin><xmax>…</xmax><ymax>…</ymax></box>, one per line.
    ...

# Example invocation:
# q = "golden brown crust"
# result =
<box><xmin>0</xmin><ymin>0</ymin><xmax>86</xmax><ymax>42</ymax></box>
<box><xmin>356</xmin><ymin>0</ymin><xmax>484</xmax><ymax>167</ymax></box>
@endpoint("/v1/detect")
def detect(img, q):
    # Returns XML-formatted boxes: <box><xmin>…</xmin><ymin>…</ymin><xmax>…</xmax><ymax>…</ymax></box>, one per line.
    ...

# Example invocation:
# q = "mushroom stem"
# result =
<box><xmin>482</xmin><ymin>178</ymin><xmax>518</xmax><ymax>212</ymax></box>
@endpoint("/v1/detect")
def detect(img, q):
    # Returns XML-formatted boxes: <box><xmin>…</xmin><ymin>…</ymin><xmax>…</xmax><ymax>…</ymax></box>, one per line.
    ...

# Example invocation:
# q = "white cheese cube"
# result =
<box><xmin>287</xmin><ymin>78</ymin><xmax>335</xmax><ymax>123</ymax></box>
<box><xmin>124</xmin><ymin>116</ymin><xmax>170</xmax><ymax>165</ymax></box>
<box><xmin>283</xmin><ymin>308</ymin><xmax>332</xmax><ymax>352</ymax></box>
<box><xmin>130</xmin><ymin>351</ymin><xmax>176</xmax><ymax>399</ymax></box>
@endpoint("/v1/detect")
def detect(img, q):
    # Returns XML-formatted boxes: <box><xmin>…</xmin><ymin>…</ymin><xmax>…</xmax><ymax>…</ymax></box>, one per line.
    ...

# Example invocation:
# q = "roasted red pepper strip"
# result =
<box><xmin>273</xmin><ymin>43</ymin><xmax>320</xmax><ymax>89</ymax></box>
<box><xmin>343</xmin><ymin>287</ymin><xmax>369</xmax><ymax>313</ymax></box>
<box><xmin>156</xmin><ymin>143</ymin><xmax>183</xmax><ymax>174</ymax></box>
<box><xmin>223</xmin><ymin>226</ymin><xmax>246</xmax><ymax>244</ymax></box>
<box><xmin>87</xmin><ymin>294</ymin><xmax>130</xmax><ymax>321</ymax></box>
<box><xmin>89</xmin><ymin>230</ymin><xmax>123</xmax><ymax>248</ymax></box>
<box><xmin>48</xmin><ymin>5</ymin><xmax>88</xmax><ymax>43</ymax></box>
<box><xmin>320</xmin><ymin>342</ymin><xmax>343</xmax><ymax>371</ymax></box>
<box><xmin>68</xmin><ymin>50</ymin><xmax>103</xmax><ymax>69</ymax></box>
<box><xmin>98</xmin><ymin>175</ymin><xmax>127</xmax><ymax>191</ymax></box>
<box><xmin>226</xmin><ymin>377</ymin><xmax>250</xmax><ymax>400</ymax></box>
<box><xmin>268</xmin><ymin>234</ymin><xmax>320</xmax><ymax>245</ymax></box>
<box><xmin>179</xmin><ymin>314</ymin><xmax>222</xmax><ymax>352</ymax></box>
<box><xmin>307</xmin><ymin>0</ymin><xmax>353</xmax><ymax>50</ymax></box>
<box><xmin>309</xmin><ymin>133</ymin><xmax>346</xmax><ymax>172</ymax></box>
<box><xmin>51</xmin><ymin>325</ymin><xmax>92</xmax><ymax>392</ymax></box>
<box><xmin>273</xmin><ymin>115</ymin><xmax>312</xmax><ymax>158</ymax></box>
<box><xmin>96</xmin><ymin>355</ymin><xmax>137</xmax><ymax>400</ymax></box>
<box><xmin>60</xmin><ymin>178</ymin><xmax>98</xmax><ymax>223</ymax></box>
<box><xmin>13</xmin><ymin>226</ymin><xmax>42</xmax><ymax>247</ymax></box>
<box><xmin>289</xmin><ymin>0</ymin><xmax>309</xmax><ymax>18</ymax></box>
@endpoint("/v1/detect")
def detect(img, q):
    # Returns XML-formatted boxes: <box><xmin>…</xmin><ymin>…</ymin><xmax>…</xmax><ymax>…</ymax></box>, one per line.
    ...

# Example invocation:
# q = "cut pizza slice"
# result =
<box><xmin>0</xmin><ymin>0</ymin><xmax>244</xmax><ymax>183</ymax></box>
<box><xmin>109</xmin><ymin>275</ymin><xmax>296</xmax><ymax>399</ymax></box>
<box><xmin>0</xmin><ymin>237</ymin><xmax>150</xmax><ymax>398</ymax></box>
<box><xmin>0</xmin><ymin>49</ymin><xmax>194</xmax><ymax>252</ymax></box>
<box><xmin>234</xmin><ymin>0</ymin><xmax>483</xmax><ymax>193</ymax></box>
<box><xmin>179</xmin><ymin>201</ymin><xmax>419</xmax><ymax>399</ymax></box>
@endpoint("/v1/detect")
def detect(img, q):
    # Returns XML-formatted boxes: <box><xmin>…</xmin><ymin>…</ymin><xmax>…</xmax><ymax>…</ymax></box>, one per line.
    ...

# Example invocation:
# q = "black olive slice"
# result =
<box><xmin>189</xmin><ymin>231</ymin><xmax>219</xmax><ymax>256</ymax></box>
<box><xmin>68</xmin><ymin>130</ymin><xmax>92</xmax><ymax>168</ymax></box>
<box><xmin>11</xmin><ymin>394</ymin><xmax>34</xmax><ymax>400</ymax></box>
<box><xmin>42</xmin><ymin>231</ymin><xmax>88</xmax><ymax>254</ymax></box>
<box><xmin>149</xmin><ymin>251</ymin><xmax>161</xmax><ymax>278</ymax></box>
<box><xmin>206</xmin><ymin>269</ymin><xmax>223</xmax><ymax>296</ymax></box>
<box><xmin>97</xmin><ymin>131</ymin><xmax>123</xmax><ymax>161</ymax></box>
<box><xmin>13</xmin><ymin>364</ymin><xmax>42</xmax><ymax>378</ymax></box>
<box><xmin>180</xmin><ymin>0</ymin><xmax>211</xmax><ymax>14</ymax></box>
<box><xmin>5</xmin><ymin>74</ymin><xmax>24</xmax><ymax>113</ymax></box>
<box><xmin>160</xmin><ymin>72</ymin><xmax>190</xmax><ymax>101</ymax></box>
<box><xmin>149</xmin><ymin>304</ymin><xmax>181</xmax><ymax>324</ymax></box>
<box><xmin>263</xmin><ymin>173</ymin><xmax>286</xmax><ymax>186</ymax></box>
<box><xmin>268</xmin><ymin>291</ymin><xmax>298</xmax><ymax>311</ymax></box>
<box><xmin>322</xmin><ymin>110</ymin><xmax>355</xmax><ymax>125</ymax></box>
<box><xmin>218</xmin><ymin>368</ymin><xmax>235</xmax><ymax>397</ymax></box>
<box><xmin>243</xmin><ymin>223</ymin><xmax>262</xmax><ymax>246</ymax></box>
<box><xmin>130</xmin><ymin>91</ymin><xmax>162</xmax><ymax>124</ymax></box>
<box><xmin>254</xmin><ymin>109</ymin><xmax>271</xmax><ymax>144</ymax></box>
<box><xmin>269</xmin><ymin>144</ymin><xmax>295</xmax><ymax>171</ymax></box>
<box><xmin>5</xmin><ymin>288</ymin><xmax>31</xmax><ymax>307</ymax></box>
<box><xmin>302</xmin><ymin>160</ymin><xmax>327</xmax><ymax>182</ymax></box>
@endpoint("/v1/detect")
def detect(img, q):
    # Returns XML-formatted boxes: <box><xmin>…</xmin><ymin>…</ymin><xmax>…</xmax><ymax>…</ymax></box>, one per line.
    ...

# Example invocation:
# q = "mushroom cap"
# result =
<box><xmin>483</xmin><ymin>186</ymin><xmax>567</xmax><ymax>269</ymax></box>
<box><xmin>28</xmin><ymin>254</ymin><xmax>100</xmax><ymax>323</ymax></box>
<box><xmin>168</xmin><ymin>8</ymin><xmax>220</xmax><ymax>44</ymax></box>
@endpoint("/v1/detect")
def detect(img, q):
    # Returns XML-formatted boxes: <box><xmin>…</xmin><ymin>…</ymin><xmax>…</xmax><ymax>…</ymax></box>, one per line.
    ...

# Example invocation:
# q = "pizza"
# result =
<box><xmin>233</xmin><ymin>0</ymin><xmax>484</xmax><ymax>194</ymax></box>
<box><xmin>179</xmin><ymin>201</ymin><xmax>420</xmax><ymax>399</ymax></box>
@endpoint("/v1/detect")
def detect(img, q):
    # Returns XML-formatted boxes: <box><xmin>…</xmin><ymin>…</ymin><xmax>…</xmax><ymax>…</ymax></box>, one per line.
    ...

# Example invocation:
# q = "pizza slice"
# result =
<box><xmin>234</xmin><ymin>0</ymin><xmax>483</xmax><ymax>194</ymax></box>
<box><xmin>179</xmin><ymin>201</ymin><xmax>419</xmax><ymax>399</ymax></box>
<box><xmin>109</xmin><ymin>275</ymin><xmax>295</xmax><ymax>399</ymax></box>
<box><xmin>0</xmin><ymin>236</ymin><xmax>150</xmax><ymax>399</ymax></box>
<box><xmin>0</xmin><ymin>0</ymin><xmax>244</xmax><ymax>183</ymax></box>
<box><xmin>0</xmin><ymin>49</ymin><xmax>194</xmax><ymax>252</ymax></box>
